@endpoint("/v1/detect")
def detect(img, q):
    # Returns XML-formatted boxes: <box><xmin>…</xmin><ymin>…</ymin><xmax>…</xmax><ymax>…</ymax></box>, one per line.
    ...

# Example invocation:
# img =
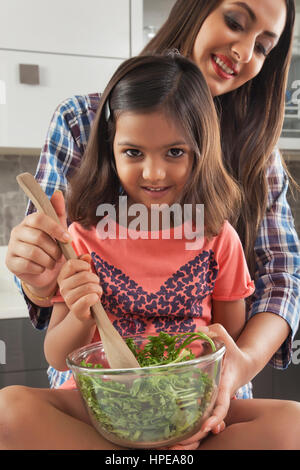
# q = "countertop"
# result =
<box><xmin>0</xmin><ymin>290</ymin><xmax>29</xmax><ymax>320</ymax></box>
<box><xmin>0</xmin><ymin>246</ymin><xmax>29</xmax><ymax>319</ymax></box>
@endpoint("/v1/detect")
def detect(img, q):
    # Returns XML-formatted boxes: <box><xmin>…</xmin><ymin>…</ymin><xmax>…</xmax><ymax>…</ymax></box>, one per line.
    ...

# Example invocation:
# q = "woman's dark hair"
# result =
<box><xmin>67</xmin><ymin>54</ymin><xmax>241</xmax><ymax>238</ymax></box>
<box><xmin>142</xmin><ymin>0</ymin><xmax>296</xmax><ymax>276</ymax></box>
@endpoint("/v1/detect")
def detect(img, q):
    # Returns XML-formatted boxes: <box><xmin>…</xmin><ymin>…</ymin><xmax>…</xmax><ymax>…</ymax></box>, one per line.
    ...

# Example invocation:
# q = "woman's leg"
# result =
<box><xmin>0</xmin><ymin>385</ymin><xmax>126</xmax><ymax>450</ymax></box>
<box><xmin>199</xmin><ymin>398</ymin><xmax>300</xmax><ymax>450</ymax></box>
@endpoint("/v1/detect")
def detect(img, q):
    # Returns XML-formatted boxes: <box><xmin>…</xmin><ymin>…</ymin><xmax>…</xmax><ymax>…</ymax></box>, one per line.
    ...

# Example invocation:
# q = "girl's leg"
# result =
<box><xmin>0</xmin><ymin>385</ymin><xmax>126</xmax><ymax>450</ymax></box>
<box><xmin>200</xmin><ymin>398</ymin><xmax>300</xmax><ymax>450</ymax></box>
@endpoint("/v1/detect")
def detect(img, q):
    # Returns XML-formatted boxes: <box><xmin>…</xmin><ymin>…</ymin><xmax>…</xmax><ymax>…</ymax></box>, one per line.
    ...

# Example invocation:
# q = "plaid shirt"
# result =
<box><xmin>17</xmin><ymin>93</ymin><xmax>300</xmax><ymax>395</ymax></box>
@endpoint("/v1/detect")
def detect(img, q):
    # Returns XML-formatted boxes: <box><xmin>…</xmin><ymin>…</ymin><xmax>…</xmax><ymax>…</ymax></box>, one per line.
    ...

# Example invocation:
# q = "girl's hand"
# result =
<box><xmin>57</xmin><ymin>254</ymin><xmax>103</xmax><ymax>322</ymax></box>
<box><xmin>5</xmin><ymin>190</ymin><xmax>70</xmax><ymax>297</ymax></box>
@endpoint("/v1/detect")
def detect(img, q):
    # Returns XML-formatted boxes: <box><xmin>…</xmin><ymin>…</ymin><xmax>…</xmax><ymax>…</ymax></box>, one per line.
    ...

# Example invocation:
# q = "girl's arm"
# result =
<box><xmin>212</xmin><ymin>298</ymin><xmax>246</xmax><ymax>342</ymax></box>
<box><xmin>44</xmin><ymin>254</ymin><xmax>102</xmax><ymax>371</ymax></box>
<box><xmin>44</xmin><ymin>302</ymin><xmax>96</xmax><ymax>371</ymax></box>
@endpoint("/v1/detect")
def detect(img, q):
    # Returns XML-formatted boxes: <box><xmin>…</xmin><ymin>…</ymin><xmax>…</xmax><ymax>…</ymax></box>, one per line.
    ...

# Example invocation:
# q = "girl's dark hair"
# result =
<box><xmin>142</xmin><ymin>0</ymin><xmax>296</xmax><ymax>276</ymax></box>
<box><xmin>67</xmin><ymin>54</ymin><xmax>241</xmax><ymax>238</ymax></box>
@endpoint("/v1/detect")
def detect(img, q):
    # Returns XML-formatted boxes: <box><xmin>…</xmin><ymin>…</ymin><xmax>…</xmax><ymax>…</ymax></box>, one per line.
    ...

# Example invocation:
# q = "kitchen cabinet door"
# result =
<box><xmin>0</xmin><ymin>50</ymin><xmax>123</xmax><ymax>149</ymax></box>
<box><xmin>0</xmin><ymin>0</ymin><xmax>131</xmax><ymax>59</ymax></box>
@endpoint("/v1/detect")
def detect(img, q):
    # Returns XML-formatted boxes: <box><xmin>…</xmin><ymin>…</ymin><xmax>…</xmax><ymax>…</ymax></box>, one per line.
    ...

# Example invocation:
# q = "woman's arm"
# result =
<box><xmin>248</xmin><ymin>149</ymin><xmax>300</xmax><ymax>369</ymax></box>
<box><xmin>212</xmin><ymin>300</ymin><xmax>286</xmax><ymax>389</ymax></box>
<box><xmin>234</xmin><ymin>312</ymin><xmax>290</xmax><ymax>390</ymax></box>
<box><xmin>166</xmin><ymin>299</ymin><xmax>247</xmax><ymax>451</ymax></box>
<box><xmin>6</xmin><ymin>192</ymin><xmax>70</xmax><ymax>308</ymax></box>
<box><xmin>13</xmin><ymin>94</ymin><xmax>101</xmax><ymax>330</ymax></box>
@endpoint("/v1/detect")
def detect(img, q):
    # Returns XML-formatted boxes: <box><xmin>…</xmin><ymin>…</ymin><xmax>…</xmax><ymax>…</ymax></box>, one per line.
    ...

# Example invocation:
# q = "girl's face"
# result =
<box><xmin>191</xmin><ymin>0</ymin><xmax>287</xmax><ymax>97</ymax></box>
<box><xmin>113</xmin><ymin>110</ymin><xmax>194</xmax><ymax>211</ymax></box>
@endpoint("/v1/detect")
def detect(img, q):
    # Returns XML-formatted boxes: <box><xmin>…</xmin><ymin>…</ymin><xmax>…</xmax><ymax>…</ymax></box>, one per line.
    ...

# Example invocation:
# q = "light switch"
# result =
<box><xmin>19</xmin><ymin>64</ymin><xmax>40</xmax><ymax>85</ymax></box>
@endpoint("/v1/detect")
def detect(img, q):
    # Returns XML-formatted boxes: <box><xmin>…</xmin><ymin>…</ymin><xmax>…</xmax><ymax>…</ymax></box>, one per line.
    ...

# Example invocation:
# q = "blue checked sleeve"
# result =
<box><xmin>15</xmin><ymin>94</ymin><xmax>101</xmax><ymax>330</ymax></box>
<box><xmin>247</xmin><ymin>149</ymin><xmax>300</xmax><ymax>369</ymax></box>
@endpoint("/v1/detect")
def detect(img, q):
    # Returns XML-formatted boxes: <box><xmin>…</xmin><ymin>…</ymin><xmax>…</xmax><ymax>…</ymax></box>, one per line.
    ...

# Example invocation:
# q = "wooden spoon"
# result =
<box><xmin>17</xmin><ymin>172</ymin><xmax>140</xmax><ymax>370</ymax></box>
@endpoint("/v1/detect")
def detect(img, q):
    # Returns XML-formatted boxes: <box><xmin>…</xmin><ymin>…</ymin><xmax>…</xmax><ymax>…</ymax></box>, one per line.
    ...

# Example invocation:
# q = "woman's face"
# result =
<box><xmin>191</xmin><ymin>0</ymin><xmax>287</xmax><ymax>97</ymax></box>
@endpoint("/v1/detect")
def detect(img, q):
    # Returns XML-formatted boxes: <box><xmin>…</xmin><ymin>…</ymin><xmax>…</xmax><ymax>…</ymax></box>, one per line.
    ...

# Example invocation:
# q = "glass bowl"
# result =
<box><xmin>66</xmin><ymin>335</ymin><xmax>225</xmax><ymax>449</ymax></box>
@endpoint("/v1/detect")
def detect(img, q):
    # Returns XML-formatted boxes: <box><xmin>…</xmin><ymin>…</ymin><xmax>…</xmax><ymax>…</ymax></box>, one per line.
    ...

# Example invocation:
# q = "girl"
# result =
<box><xmin>5</xmin><ymin>0</ymin><xmax>300</xmax><ymax>444</ymax></box>
<box><xmin>46</xmin><ymin>53</ymin><xmax>251</xmax><ymax>371</ymax></box>
<box><xmin>1</xmin><ymin>54</ymin><xmax>300</xmax><ymax>451</ymax></box>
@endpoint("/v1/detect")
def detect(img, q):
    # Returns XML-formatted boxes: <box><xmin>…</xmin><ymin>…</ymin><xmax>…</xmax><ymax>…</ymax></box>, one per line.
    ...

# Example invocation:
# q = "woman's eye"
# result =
<box><xmin>224</xmin><ymin>15</ymin><xmax>243</xmax><ymax>32</ymax></box>
<box><xmin>255</xmin><ymin>43</ymin><xmax>268</xmax><ymax>57</ymax></box>
<box><xmin>124</xmin><ymin>149</ymin><xmax>142</xmax><ymax>158</ymax></box>
<box><xmin>167</xmin><ymin>148</ymin><xmax>184</xmax><ymax>158</ymax></box>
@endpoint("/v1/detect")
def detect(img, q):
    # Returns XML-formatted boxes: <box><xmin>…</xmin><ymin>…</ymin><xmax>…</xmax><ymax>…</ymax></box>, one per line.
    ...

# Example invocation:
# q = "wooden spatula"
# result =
<box><xmin>17</xmin><ymin>172</ymin><xmax>140</xmax><ymax>370</ymax></box>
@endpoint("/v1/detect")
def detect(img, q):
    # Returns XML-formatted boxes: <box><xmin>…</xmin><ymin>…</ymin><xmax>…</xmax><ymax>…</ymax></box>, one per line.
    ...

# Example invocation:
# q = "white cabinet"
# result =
<box><xmin>0</xmin><ymin>0</ymin><xmax>177</xmax><ymax>150</ymax></box>
<box><xmin>0</xmin><ymin>50</ymin><xmax>123</xmax><ymax>149</ymax></box>
<box><xmin>0</xmin><ymin>0</ymin><xmax>143</xmax><ymax>149</ymax></box>
<box><xmin>0</xmin><ymin>0</ymin><xmax>131</xmax><ymax>58</ymax></box>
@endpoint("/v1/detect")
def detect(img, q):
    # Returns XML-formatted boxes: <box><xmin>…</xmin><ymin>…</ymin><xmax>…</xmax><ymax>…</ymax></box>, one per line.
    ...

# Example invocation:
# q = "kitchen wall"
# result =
<box><xmin>0</xmin><ymin>154</ymin><xmax>39</xmax><ymax>245</ymax></box>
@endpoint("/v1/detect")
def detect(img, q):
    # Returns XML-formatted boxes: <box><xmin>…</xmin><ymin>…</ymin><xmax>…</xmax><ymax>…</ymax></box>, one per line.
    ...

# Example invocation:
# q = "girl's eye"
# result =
<box><xmin>124</xmin><ymin>149</ymin><xmax>142</xmax><ymax>158</ymax></box>
<box><xmin>167</xmin><ymin>148</ymin><xmax>185</xmax><ymax>158</ymax></box>
<box><xmin>224</xmin><ymin>15</ymin><xmax>243</xmax><ymax>32</ymax></box>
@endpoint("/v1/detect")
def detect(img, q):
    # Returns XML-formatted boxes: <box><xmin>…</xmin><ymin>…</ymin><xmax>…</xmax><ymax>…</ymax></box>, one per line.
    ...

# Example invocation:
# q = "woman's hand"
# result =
<box><xmin>160</xmin><ymin>421</ymin><xmax>226</xmax><ymax>450</ymax></box>
<box><xmin>5</xmin><ymin>191</ymin><xmax>71</xmax><ymax>298</ymax></box>
<box><xmin>57</xmin><ymin>254</ymin><xmax>103</xmax><ymax>322</ymax></box>
<box><xmin>163</xmin><ymin>323</ymin><xmax>251</xmax><ymax>450</ymax></box>
<box><xmin>197</xmin><ymin>323</ymin><xmax>251</xmax><ymax>433</ymax></box>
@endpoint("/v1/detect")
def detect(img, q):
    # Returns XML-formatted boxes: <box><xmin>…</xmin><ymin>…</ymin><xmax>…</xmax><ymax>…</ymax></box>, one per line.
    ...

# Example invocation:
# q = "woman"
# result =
<box><xmin>6</xmin><ymin>0</ymin><xmax>300</xmax><ymax>445</ymax></box>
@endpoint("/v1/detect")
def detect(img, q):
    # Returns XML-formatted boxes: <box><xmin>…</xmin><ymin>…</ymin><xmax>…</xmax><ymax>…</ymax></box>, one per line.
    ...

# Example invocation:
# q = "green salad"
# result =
<box><xmin>77</xmin><ymin>331</ymin><xmax>217</xmax><ymax>443</ymax></box>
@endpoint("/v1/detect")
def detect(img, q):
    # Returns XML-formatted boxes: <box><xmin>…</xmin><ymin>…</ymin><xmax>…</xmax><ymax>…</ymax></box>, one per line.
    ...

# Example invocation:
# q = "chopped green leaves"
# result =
<box><xmin>125</xmin><ymin>331</ymin><xmax>216</xmax><ymax>367</ymax></box>
<box><xmin>77</xmin><ymin>331</ymin><xmax>216</xmax><ymax>445</ymax></box>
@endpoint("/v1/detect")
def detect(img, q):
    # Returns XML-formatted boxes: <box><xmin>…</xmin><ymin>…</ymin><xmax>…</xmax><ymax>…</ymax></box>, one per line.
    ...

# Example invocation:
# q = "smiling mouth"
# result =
<box><xmin>211</xmin><ymin>54</ymin><xmax>238</xmax><ymax>78</ymax></box>
<box><xmin>142</xmin><ymin>186</ymin><xmax>171</xmax><ymax>192</ymax></box>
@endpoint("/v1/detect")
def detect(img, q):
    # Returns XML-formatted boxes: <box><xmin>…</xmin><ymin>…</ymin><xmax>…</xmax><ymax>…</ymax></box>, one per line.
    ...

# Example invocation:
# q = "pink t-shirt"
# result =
<box><xmin>55</xmin><ymin>219</ymin><xmax>254</xmax><ymax>389</ymax></box>
<box><xmin>54</xmin><ymin>219</ymin><xmax>254</xmax><ymax>338</ymax></box>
